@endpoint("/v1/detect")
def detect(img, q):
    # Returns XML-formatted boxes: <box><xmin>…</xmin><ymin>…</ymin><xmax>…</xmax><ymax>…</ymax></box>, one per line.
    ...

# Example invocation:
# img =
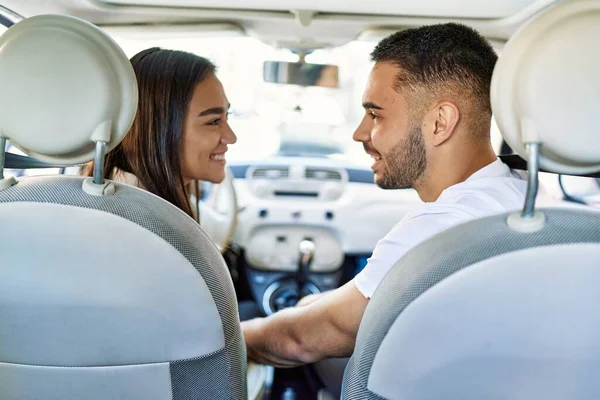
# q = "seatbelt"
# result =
<box><xmin>499</xmin><ymin>154</ymin><xmax>600</xmax><ymax>178</ymax></box>
<box><xmin>4</xmin><ymin>153</ymin><xmax>75</xmax><ymax>169</ymax></box>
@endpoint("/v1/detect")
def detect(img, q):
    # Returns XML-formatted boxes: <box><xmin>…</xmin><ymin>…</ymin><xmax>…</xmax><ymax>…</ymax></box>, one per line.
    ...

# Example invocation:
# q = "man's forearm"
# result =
<box><xmin>243</xmin><ymin>307</ymin><xmax>319</xmax><ymax>368</ymax></box>
<box><xmin>242</xmin><ymin>282</ymin><xmax>368</xmax><ymax>368</ymax></box>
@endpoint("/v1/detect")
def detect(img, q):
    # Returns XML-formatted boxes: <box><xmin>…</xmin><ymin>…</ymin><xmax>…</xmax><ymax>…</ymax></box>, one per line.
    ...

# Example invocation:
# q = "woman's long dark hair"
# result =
<box><xmin>85</xmin><ymin>47</ymin><xmax>215</xmax><ymax>217</ymax></box>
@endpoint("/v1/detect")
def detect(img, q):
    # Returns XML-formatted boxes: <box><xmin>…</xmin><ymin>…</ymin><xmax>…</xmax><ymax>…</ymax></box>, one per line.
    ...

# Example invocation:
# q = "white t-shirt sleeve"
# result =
<box><xmin>353</xmin><ymin>209</ymin><xmax>466</xmax><ymax>298</ymax></box>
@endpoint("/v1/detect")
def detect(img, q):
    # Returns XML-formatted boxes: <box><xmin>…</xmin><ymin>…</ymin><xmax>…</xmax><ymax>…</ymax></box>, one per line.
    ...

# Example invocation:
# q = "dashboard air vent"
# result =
<box><xmin>305</xmin><ymin>168</ymin><xmax>342</xmax><ymax>181</ymax></box>
<box><xmin>252</xmin><ymin>166</ymin><xmax>289</xmax><ymax>179</ymax></box>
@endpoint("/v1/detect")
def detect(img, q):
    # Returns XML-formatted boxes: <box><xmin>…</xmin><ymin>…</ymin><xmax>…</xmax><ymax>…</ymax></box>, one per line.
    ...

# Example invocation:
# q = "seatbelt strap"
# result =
<box><xmin>499</xmin><ymin>154</ymin><xmax>600</xmax><ymax>178</ymax></box>
<box><xmin>4</xmin><ymin>153</ymin><xmax>74</xmax><ymax>169</ymax></box>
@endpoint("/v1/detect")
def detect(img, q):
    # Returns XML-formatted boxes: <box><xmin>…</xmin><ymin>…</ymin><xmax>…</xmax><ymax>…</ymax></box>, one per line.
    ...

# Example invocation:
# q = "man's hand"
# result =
<box><xmin>241</xmin><ymin>281</ymin><xmax>368</xmax><ymax>368</ymax></box>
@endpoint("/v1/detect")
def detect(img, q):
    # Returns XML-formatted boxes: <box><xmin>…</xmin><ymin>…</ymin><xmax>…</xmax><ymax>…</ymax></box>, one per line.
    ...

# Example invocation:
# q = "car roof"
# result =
<box><xmin>1</xmin><ymin>0</ymin><xmax>560</xmax><ymax>48</ymax></box>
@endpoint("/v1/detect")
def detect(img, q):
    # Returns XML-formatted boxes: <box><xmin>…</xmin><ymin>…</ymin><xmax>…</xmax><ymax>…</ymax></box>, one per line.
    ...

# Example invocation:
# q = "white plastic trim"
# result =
<box><xmin>0</xmin><ymin>176</ymin><xmax>16</xmax><ymax>190</ymax></box>
<box><xmin>82</xmin><ymin>177</ymin><xmax>116</xmax><ymax>196</ymax></box>
<box><xmin>507</xmin><ymin>210</ymin><xmax>546</xmax><ymax>233</ymax></box>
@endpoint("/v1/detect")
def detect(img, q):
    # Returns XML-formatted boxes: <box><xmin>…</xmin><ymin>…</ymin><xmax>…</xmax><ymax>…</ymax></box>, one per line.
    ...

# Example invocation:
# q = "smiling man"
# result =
<box><xmin>242</xmin><ymin>23</ymin><xmax>527</xmax><ymax>367</ymax></box>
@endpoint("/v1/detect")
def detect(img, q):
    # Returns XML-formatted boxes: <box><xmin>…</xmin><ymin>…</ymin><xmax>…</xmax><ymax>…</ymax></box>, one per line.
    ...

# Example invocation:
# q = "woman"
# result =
<box><xmin>85</xmin><ymin>47</ymin><xmax>236</xmax><ymax>219</ymax></box>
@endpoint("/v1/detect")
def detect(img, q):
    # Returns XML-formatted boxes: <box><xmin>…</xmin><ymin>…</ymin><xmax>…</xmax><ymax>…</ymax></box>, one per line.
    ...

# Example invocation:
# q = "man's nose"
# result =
<box><xmin>353</xmin><ymin>117</ymin><xmax>370</xmax><ymax>143</ymax></box>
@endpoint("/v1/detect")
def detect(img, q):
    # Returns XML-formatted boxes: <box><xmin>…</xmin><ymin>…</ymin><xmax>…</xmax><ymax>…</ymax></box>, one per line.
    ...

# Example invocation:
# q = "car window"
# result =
<box><xmin>108</xmin><ymin>33</ymin><xmax>377</xmax><ymax>165</ymax></box>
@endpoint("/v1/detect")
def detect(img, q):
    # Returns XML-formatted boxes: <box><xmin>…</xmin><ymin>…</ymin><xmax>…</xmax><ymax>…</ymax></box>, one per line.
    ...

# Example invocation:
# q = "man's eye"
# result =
<box><xmin>207</xmin><ymin>118</ymin><xmax>221</xmax><ymax>126</ymax></box>
<box><xmin>368</xmin><ymin>111</ymin><xmax>378</xmax><ymax>120</ymax></box>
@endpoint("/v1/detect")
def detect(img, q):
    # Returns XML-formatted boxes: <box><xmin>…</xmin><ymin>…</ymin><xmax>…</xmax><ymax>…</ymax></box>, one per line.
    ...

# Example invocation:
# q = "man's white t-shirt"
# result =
<box><xmin>354</xmin><ymin>158</ymin><xmax>528</xmax><ymax>298</ymax></box>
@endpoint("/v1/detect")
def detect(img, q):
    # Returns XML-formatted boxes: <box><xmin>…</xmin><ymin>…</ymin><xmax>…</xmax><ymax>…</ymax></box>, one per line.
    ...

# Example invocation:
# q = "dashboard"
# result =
<box><xmin>230</xmin><ymin>156</ymin><xmax>422</xmax><ymax>259</ymax></box>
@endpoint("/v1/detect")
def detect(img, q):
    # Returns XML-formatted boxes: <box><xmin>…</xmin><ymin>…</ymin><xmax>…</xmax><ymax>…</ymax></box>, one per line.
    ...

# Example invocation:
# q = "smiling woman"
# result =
<box><xmin>83</xmin><ymin>47</ymin><xmax>237</xmax><ymax>219</ymax></box>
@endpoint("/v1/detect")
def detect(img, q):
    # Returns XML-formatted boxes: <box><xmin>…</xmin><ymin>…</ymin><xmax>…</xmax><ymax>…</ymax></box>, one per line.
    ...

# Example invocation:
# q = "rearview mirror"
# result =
<box><xmin>263</xmin><ymin>61</ymin><xmax>339</xmax><ymax>88</ymax></box>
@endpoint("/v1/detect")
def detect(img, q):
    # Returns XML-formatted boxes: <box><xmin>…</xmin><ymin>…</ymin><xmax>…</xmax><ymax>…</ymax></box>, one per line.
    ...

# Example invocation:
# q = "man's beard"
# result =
<box><xmin>374</xmin><ymin>125</ymin><xmax>427</xmax><ymax>190</ymax></box>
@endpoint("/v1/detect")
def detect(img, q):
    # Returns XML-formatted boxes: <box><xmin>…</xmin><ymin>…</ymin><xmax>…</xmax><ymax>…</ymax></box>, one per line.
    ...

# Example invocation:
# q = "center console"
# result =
<box><xmin>233</xmin><ymin>160</ymin><xmax>410</xmax><ymax>315</ymax></box>
<box><xmin>244</xmin><ymin>226</ymin><xmax>345</xmax><ymax>315</ymax></box>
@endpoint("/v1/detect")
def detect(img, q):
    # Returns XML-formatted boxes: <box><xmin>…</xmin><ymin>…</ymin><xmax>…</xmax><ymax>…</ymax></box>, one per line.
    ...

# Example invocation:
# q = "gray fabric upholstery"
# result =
<box><xmin>170</xmin><ymin>349</ymin><xmax>231</xmax><ymax>399</ymax></box>
<box><xmin>0</xmin><ymin>202</ymin><xmax>224</xmax><ymax>365</ymax></box>
<box><xmin>313</xmin><ymin>357</ymin><xmax>349</xmax><ymax>399</ymax></box>
<box><xmin>342</xmin><ymin>208</ymin><xmax>600</xmax><ymax>400</ymax></box>
<box><xmin>0</xmin><ymin>361</ymin><xmax>173</xmax><ymax>400</ymax></box>
<box><xmin>369</xmin><ymin>244</ymin><xmax>600</xmax><ymax>400</ymax></box>
<box><xmin>0</xmin><ymin>176</ymin><xmax>246</xmax><ymax>400</ymax></box>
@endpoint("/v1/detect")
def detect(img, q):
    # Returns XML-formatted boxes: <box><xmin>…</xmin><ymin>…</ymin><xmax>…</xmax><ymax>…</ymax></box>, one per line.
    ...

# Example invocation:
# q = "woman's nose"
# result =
<box><xmin>221</xmin><ymin>123</ymin><xmax>237</xmax><ymax>145</ymax></box>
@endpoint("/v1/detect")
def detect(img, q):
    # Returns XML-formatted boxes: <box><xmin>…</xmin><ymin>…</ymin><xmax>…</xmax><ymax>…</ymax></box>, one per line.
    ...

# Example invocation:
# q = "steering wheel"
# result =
<box><xmin>195</xmin><ymin>167</ymin><xmax>239</xmax><ymax>252</ymax></box>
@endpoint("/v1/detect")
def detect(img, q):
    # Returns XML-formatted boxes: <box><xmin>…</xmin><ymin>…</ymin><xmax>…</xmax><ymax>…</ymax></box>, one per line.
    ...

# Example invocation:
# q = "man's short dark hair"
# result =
<box><xmin>371</xmin><ymin>23</ymin><xmax>498</xmax><ymax>136</ymax></box>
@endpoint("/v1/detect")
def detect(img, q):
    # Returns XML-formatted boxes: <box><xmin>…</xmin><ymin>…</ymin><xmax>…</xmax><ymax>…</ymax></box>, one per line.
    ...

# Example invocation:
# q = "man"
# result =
<box><xmin>242</xmin><ymin>23</ymin><xmax>527</xmax><ymax>367</ymax></box>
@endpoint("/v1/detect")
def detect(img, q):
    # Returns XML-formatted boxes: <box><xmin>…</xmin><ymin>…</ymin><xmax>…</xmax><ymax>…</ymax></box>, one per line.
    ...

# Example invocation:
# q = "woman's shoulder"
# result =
<box><xmin>110</xmin><ymin>168</ymin><xmax>146</xmax><ymax>190</ymax></box>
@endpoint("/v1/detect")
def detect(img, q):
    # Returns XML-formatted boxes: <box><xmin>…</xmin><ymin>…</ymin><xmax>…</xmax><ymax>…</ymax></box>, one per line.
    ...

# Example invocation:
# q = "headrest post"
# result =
<box><xmin>521</xmin><ymin>142</ymin><xmax>540</xmax><ymax>219</ymax></box>
<box><xmin>0</xmin><ymin>137</ymin><xmax>6</xmax><ymax>180</ymax></box>
<box><xmin>92</xmin><ymin>141</ymin><xmax>106</xmax><ymax>185</ymax></box>
<box><xmin>0</xmin><ymin>137</ymin><xmax>16</xmax><ymax>190</ymax></box>
<box><xmin>507</xmin><ymin>141</ymin><xmax>546</xmax><ymax>232</ymax></box>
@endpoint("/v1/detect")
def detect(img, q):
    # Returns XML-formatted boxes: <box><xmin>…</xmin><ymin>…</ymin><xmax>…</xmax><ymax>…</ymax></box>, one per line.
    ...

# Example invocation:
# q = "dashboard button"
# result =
<box><xmin>322</xmin><ymin>276</ymin><xmax>334</xmax><ymax>286</ymax></box>
<box><xmin>312</xmin><ymin>274</ymin><xmax>337</xmax><ymax>289</ymax></box>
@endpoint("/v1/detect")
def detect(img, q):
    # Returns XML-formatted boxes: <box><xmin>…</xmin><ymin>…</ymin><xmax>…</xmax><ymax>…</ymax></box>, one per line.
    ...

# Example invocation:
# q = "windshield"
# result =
<box><xmin>110</xmin><ymin>33</ymin><xmax>375</xmax><ymax>165</ymax></box>
<box><xmin>107</xmin><ymin>32</ymin><xmax>505</xmax><ymax>166</ymax></box>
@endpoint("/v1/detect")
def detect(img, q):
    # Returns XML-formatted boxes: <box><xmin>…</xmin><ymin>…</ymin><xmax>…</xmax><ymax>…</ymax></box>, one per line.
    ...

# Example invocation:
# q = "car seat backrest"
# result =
<box><xmin>0</xmin><ymin>14</ymin><xmax>246</xmax><ymax>400</ymax></box>
<box><xmin>342</xmin><ymin>1</ymin><xmax>600</xmax><ymax>399</ymax></box>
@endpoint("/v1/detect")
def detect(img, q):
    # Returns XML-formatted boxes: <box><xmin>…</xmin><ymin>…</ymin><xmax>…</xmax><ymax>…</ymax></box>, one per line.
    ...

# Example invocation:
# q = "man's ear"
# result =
<box><xmin>424</xmin><ymin>102</ymin><xmax>460</xmax><ymax>146</ymax></box>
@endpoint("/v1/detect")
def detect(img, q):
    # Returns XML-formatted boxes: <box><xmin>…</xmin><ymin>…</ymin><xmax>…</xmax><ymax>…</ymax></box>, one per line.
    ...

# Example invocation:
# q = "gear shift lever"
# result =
<box><xmin>297</xmin><ymin>239</ymin><xmax>315</xmax><ymax>293</ymax></box>
<box><xmin>264</xmin><ymin>239</ymin><xmax>319</xmax><ymax>314</ymax></box>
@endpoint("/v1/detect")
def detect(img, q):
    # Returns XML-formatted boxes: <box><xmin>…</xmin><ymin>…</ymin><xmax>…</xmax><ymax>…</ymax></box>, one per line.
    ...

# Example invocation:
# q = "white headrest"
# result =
<box><xmin>0</xmin><ymin>15</ymin><xmax>137</xmax><ymax>164</ymax></box>
<box><xmin>491</xmin><ymin>0</ymin><xmax>600</xmax><ymax>175</ymax></box>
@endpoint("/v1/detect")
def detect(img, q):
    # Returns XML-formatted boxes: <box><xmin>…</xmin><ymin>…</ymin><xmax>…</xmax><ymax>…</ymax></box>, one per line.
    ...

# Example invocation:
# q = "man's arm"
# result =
<box><xmin>295</xmin><ymin>291</ymin><xmax>329</xmax><ymax>307</ymax></box>
<box><xmin>241</xmin><ymin>281</ymin><xmax>368</xmax><ymax>368</ymax></box>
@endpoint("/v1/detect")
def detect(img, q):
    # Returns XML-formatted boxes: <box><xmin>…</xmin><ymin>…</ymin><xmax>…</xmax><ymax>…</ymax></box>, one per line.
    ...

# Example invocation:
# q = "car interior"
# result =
<box><xmin>0</xmin><ymin>0</ymin><xmax>599</xmax><ymax>399</ymax></box>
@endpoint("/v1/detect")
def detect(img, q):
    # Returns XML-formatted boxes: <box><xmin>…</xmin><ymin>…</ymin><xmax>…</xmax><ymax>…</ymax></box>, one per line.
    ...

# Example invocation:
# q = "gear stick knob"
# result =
<box><xmin>297</xmin><ymin>239</ymin><xmax>315</xmax><ymax>291</ymax></box>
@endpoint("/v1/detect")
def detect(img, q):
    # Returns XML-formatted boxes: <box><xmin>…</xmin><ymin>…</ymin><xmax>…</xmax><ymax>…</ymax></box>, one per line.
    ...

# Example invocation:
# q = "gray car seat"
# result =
<box><xmin>0</xmin><ymin>14</ymin><xmax>246</xmax><ymax>399</ymax></box>
<box><xmin>342</xmin><ymin>1</ymin><xmax>600</xmax><ymax>399</ymax></box>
